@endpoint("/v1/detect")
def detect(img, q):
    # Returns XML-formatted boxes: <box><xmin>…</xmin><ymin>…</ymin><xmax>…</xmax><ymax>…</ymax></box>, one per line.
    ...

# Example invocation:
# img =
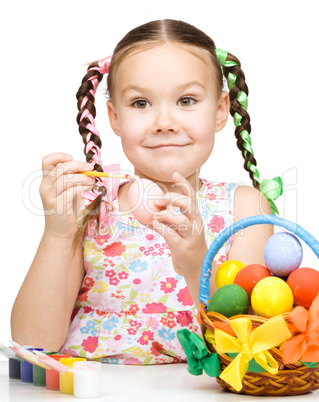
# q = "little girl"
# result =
<box><xmin>11</xmin><ymin>19</ymin><xmax>279</xmax><ymax>365</ymax></box>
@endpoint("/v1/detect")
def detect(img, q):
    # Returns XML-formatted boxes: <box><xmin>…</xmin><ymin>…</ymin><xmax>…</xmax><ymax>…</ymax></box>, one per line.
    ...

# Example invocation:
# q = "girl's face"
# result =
<box><xmin>107</xmin><ymin>43</ymin><xmax>229</xmax><ymax>188</ymax></box>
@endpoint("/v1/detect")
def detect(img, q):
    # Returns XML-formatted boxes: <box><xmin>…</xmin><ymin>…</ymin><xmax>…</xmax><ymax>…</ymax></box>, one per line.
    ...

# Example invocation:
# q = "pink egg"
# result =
<box><xmin>128</xmin><ymin>178</ymin><xmax>165</xmax><ymax>225</ymax></box>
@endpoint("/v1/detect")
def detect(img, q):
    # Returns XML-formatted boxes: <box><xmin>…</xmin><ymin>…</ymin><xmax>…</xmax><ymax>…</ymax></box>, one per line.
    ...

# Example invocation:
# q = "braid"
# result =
<box><xmin>77</xmin><ymin>57</ymin><xmax>112</xmax><ymax>188</ymax></box>
<box><xmin>216</xmin><ymin>50</ymin><xmax>261</xmax><ymax>190</ymax></box>
<box><xmin>72</xmin><ymin>57</ymin><xmax>112</xmax><ymax>254</ymax></box>
<box><xmin>76</xmin><ymin>62</ymin><xmax>106</xmax><ymax>193</ymax></box>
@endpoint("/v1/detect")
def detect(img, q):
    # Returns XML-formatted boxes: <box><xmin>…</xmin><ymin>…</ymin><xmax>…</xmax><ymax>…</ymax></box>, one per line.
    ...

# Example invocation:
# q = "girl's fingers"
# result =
<box><xmin>55</xmin><ymin>174</ymin><xmax>95</xmax><ymax>197</ymax></box>
<box><xmin>42</xmin><ymin>153</ymin><xmax>73</xmax><ymax>176</ymax></box>
<box><xmin>51</xmin><ymin>160</ymin><xmax>94</xmax><ymax>181</ymax></box>
<box><xmin>154</xmin><ymin>206</ymin><xmax>190</xmax><ymax>227</ymax></box>
<box><xmin>43</xmin><ymin>159</ymin><xmax>94</xmax><ymax>188</ymax></box>
<box><xmin>40</xmin><ymin>153</ymin><xmax>95</xmax><ymax>203</ymax></box>
<box><xmin>171</xmin><ymin>172</ymin><xmax>197</xmax><ymax>201</ymax></box>
<box><xmin>155</xmin><ymin>193</ymin><xmax>194</xmax><ymax>218</ymax></box>
<box><xmin>153</xmin><ymin>205</ymin><xmax>192</xmax><ymax>238</ymax></box>
<box><xmin>55</xmin><ymin>184</ymin><xmax>94</xmax><ymax>215</ymax></box>
<box><xmin>155</xmin><ymin>193</ymin><xmax>200</xmax><ymax>224</ymax></box>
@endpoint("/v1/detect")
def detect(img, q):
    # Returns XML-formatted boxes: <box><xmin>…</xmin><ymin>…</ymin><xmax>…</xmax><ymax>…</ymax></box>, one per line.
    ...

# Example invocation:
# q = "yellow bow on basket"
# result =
<box><xmin>205</xmin><ymin>315</ymin><xmax>292</xmax><ymax>391</ymax></box>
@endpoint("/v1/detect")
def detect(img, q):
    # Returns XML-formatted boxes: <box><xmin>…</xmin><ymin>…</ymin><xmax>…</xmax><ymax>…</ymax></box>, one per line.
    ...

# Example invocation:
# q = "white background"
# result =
<box><xmin>1</xmin><ymin>0</ymin><xmax>318</xmax><ymax>356</ymax></box>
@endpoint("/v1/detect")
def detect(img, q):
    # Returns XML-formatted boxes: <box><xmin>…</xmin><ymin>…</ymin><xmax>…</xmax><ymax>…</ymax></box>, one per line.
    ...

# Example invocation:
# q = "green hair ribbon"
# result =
<box><xmin>176</xmin><ymin>329</ymin><xmax>220</xmax><ymax>376</ymax></box>
<box><xmin>216</xmin><ymin>48</ymin><xmax>283</xmax><ymax>215</ymax></box>
<box><xmin>216</xmin><ymin>48</ymin><xmax>253</xmax><ymax>163</ymax></box>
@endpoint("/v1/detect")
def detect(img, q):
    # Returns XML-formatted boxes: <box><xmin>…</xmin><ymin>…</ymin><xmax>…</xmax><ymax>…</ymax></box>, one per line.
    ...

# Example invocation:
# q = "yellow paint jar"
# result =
<box><xmin>58</xmin><ymin>357</ymin><xmax>86</xmax><ymax>394</ymax></box>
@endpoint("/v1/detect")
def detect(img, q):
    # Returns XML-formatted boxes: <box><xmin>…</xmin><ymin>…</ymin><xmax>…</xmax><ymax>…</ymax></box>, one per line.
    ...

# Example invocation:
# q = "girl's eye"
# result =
<box><xmin>178</xmin><ymin>97</ymin><xmax>196</xmax><ymax>106</ymax></box>
<box><xmin>132</xmin><ymin>100</ymin><xmax>150</xmax><ymax>109</ymax></box>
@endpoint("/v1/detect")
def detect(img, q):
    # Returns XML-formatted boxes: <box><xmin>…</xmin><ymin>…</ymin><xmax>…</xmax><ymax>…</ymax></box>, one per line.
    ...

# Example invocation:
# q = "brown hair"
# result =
<box><xmin>72</xmin><ymin>19</ymin><xmax>259</xmax><ymax>253</ymax></box>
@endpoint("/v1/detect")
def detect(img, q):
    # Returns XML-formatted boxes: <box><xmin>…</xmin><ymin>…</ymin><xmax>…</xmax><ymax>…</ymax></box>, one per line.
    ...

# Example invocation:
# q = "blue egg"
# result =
<box><xmin>263</xmin><ymin>232</ymin><xmax>303</xmax><ymax>276</ymax></box>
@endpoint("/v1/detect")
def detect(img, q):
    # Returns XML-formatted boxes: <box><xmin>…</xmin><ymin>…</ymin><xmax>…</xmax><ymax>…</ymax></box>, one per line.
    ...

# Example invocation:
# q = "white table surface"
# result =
<box><xmin>1</xmin><ymin>361</ymin><xmax>319</xmax><ymax>401</ymax></box>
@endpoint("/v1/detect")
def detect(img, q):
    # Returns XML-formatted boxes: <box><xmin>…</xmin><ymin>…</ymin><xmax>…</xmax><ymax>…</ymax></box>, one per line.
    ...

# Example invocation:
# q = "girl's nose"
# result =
<box><xmin>152</xmin><ymin>106</ymin><xmax>180</xmax><ymax>134</ymax></box>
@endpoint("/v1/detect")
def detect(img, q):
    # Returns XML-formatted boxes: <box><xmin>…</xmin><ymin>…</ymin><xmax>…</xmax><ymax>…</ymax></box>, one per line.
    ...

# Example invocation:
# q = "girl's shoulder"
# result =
<box><xmin>232</xmin><ymin>184</ymin><xmax>272</xmax><ymax>221</ymax></box>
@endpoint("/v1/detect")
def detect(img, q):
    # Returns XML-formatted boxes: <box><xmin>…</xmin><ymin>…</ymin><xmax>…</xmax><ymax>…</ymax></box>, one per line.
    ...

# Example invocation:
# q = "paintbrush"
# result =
<box><xmin>82</xmin><ymin>171</ymin><xmax>133</xmax><ymax>179</ymax></box>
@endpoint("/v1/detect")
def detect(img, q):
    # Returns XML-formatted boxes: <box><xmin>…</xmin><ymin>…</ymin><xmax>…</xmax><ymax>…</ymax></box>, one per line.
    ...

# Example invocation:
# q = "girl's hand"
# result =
<box><xmin>39</xmin><ymin>152</ymin><xmax>95</xmax><ymax>238</ymax></box>
<box><xmin>151</xmin><ymin>172</ymin><xmax>208</xmax><ymax>278</ymax></box>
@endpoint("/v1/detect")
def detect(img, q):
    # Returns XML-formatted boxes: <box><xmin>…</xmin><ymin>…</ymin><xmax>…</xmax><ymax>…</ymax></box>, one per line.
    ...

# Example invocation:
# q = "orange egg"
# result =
<box><xmin>287</xmin><ymin>267</ymin><xmax>319</xmax><ymax>309</ymax></box>
<box><xmin>234</xmin><ymin>264</ymin><xmax>271</xmax><ymax>300</ymax></box>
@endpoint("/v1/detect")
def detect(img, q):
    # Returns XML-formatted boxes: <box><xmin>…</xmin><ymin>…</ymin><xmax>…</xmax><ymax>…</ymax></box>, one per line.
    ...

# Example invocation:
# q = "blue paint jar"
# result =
<box><xmin>20</xmin><ymin>348</ymin><xmax>44</xmax><ymax>383</ymax></box>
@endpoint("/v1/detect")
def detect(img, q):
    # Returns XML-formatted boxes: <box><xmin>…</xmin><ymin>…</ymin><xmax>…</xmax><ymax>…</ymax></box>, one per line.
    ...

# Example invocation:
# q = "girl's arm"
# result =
<box><xmin>227</xmin><ymin>185</ymin><xmax>274</xmax><ymax>264</ymax></box>
<box><xmin>11</xmin><ymin>153</ymin><xmax>95</xmax><ymax>351</ymax></box>
<box><xmin>11</xmin><ymin>235</ymin><xmax>84</xmax><ymax>352</ymax></box>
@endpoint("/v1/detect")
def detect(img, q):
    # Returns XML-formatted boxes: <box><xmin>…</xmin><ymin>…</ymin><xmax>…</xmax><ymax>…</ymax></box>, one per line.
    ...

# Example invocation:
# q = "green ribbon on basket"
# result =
<box><xmin>227</xmin><ymin>353</ymin><xmax>266</xmax><ymax>373</ymax></box>
<box><xmin>302</xmin><ymin>361</ymin><xmax>318</xmax><ymax>368</ymax></box>
<box><xmin>177</xmin><ymin>329</ymin><xmax>220</xmax><ymax>377</ymax></box>
<box><xmin>260</xmin><ymin>177</ymin><xmax>283</xmax><ymax>215</ymax></box>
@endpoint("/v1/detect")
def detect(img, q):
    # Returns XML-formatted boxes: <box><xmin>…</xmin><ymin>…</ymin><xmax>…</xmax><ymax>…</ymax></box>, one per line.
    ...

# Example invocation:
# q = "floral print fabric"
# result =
<box><xmin>60</xmin><ymin>177</ymin><xmax>240</xmax><ymax>365</ymax></box>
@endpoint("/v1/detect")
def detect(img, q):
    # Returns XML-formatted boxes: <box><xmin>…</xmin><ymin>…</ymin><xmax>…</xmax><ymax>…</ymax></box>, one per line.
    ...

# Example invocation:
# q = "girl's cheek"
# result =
<box><xmin>121</xmin><ymin>122</ymin><xmax>144</xmax><ymax>138</ymax></box>
<box><xmin>122</xmin><ymin>115</ymin><xmax>151</xmax><ymax>133</ymax></box>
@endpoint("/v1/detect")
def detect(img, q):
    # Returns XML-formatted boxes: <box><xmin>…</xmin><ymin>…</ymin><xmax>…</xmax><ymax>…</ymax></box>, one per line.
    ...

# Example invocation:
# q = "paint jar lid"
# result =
<box><xmin>73</xmin><ymin>361</ymin><xmax>101</xmax><ymax>372</ymax></box>
<box><xmin>49</xmin><ymin>355</ymin><xmax>70</xmax><ymax>361</ymax></box>
<box><xmin>59</xmin><ymin>357</ymin><xmax>86</xmax><ymax>368</ymax></box>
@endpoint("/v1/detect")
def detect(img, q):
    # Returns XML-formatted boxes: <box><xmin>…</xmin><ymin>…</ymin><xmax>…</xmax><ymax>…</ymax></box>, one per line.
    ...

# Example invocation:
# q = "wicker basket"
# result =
<box><xmin>198</xmin><ymin>214</ymin><xmax>319</xmax><ymax>396</ymax></box>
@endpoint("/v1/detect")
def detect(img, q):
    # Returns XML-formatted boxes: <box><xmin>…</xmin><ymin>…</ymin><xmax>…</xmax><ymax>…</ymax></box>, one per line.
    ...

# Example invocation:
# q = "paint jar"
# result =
<box><xmin>45</xmin><ymin>355</ymin><xmax>70</xmax><ymax>391</ymax></box>
<box><xmin>20</xmin><ymin>348</ymin><xmax>44</xmax><ymax>383</ymax></box>
<box><xmin>33</xmin><ymin>353</ymin><xmax>56</xmax><ymax>387</ymax></box>
<box><xmin>59</xmin><ymin>357</ymin><xmax>86</xmax><ymax>394</ymax></box>
<box><xmin>8</xmin><ymin>358</ymin><xmax>21</xmax><ymax>380</ymax></box>
<box><xmin>73</xmin><ymin>361</ymin><xmax>102</xmax><ymax>399</ymax></box>
<box><xmin>33</xmin><ymin>364</ymin><xmax>46</xmax><ymax>387</ymax></box>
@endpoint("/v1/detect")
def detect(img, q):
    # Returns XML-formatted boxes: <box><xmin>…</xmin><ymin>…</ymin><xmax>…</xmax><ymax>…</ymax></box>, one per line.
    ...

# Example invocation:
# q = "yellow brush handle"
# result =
<box><xmin>82</xmin><ymin>171</ymin><xmax>131</xmax><ymax>179</ymax></box>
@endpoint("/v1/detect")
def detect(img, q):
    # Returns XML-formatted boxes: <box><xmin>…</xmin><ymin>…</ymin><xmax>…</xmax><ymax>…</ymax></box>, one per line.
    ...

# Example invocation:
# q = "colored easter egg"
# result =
<box><xmin>251</xmin><ymin>276</ymin><xmax>293</xmax><ymax>318</ymax></box>
<box><xmin>263</xmin><ymin>232</ymin><xmax>303</xmax><ymax>277</ymax></box>
<box><xmin>128</xmin><ymin>177</ymin><xmax>165</xmax><ymax>225</ymax></box>
<box><xmin>215</xmin><ymin>260</ymin><xmax>246</xmax><ymax>289</ymax></box>
<box><xmin>287</xmin><ymin>267</ymin><xmax>319</xmax><ymax>309</ymax></box>
<box><xmin>234</xmin><ymin>264</ymin><xmax>271</xmax><ymax>299</ymax></box>
<box><xmin>207</xmin><ymin>284</ymin><xmax>249</xmax><ymax>317</ymax></box>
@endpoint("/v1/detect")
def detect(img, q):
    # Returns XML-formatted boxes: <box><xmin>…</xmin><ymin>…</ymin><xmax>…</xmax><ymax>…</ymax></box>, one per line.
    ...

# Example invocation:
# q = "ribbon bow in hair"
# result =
<box><xmin>282</xmin><ymin>293</ymin><xmax>319</xmax><ymax>365</ymax></box>
<box><xmin>260</xmin><ymin>177</ymin><xmax>283</xmax><ymax>215</ymax></box>
<box><xmin>88</xmin><ymin>55</ymin><xmax>112</xmax><ymax>76</ymax></box>
<box><xmin>207</xmin><ymin>315</ymin><xmax>291</xmax><ymax>391</ymax></box>
<box><xmin>177</xmin><ymin>329</ymin><xmax>220</xmax><ymax>377</ymax></box>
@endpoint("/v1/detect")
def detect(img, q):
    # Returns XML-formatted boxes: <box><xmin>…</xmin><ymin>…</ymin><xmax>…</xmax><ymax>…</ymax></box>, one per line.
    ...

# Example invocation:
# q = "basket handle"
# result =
<box><xmin>199</xmin><ymin>214</ymin><xmax>319</xmax><ymax>307</ymax></box>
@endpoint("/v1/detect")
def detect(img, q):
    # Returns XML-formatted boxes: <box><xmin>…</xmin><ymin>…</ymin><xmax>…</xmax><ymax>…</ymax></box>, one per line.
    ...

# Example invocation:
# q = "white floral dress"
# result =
<box><xmin>60</xmin><ymin>169</ymin><xmax>240</xmax><ymax>365</ymax></box>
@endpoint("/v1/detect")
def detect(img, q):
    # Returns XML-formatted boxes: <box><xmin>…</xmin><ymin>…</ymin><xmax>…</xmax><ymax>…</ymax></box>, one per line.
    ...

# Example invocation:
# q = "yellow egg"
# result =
<box><xmin>214</xmin><ymin>260</ymin><xmax>246</xmax><ymax>289</ymax></box>
<box><xmin>251</xmin><ymin>276</ymin><xmax>294</xmax><ymax>318</ymax></box>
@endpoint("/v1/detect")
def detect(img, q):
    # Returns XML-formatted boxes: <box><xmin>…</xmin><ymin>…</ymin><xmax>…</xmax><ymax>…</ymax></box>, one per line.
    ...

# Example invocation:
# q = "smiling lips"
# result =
<box><xmin>148</xmin><ymin>144</ymin><xmax>189</xmax><ymax>149</ymax></box>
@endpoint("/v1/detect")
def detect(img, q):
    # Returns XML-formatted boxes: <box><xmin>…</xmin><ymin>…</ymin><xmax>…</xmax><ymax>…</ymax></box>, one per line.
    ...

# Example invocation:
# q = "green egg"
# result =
<box><xmin>207</xmin><ymin>284</ymin><xmax>249</xmax><ymax>317</ymax></box>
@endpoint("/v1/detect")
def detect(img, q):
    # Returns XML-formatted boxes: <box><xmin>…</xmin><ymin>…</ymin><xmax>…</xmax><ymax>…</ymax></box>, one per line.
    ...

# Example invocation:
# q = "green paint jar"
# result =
<box><xmin>33</xmin><ymin>352</ymin><xmax>56</xmax><ymax>387</ymax></box>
